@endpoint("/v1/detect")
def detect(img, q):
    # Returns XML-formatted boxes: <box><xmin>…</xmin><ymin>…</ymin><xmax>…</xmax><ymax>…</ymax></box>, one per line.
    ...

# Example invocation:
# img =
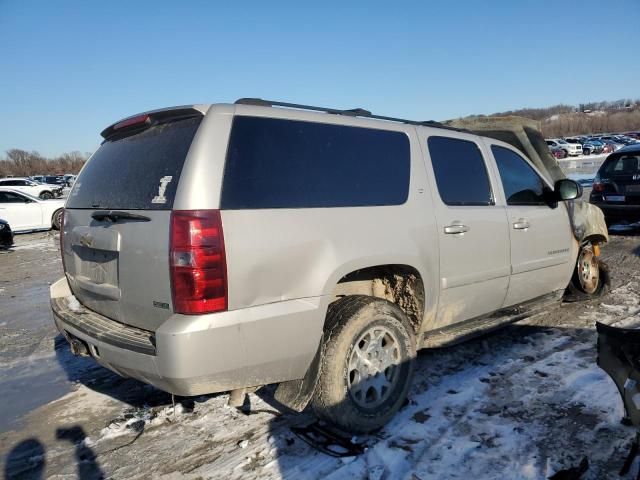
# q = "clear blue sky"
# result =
<box><xmin>1</xmin><ymin>0</ymin><xmax>638</xmax><ymax>157</ymax></box>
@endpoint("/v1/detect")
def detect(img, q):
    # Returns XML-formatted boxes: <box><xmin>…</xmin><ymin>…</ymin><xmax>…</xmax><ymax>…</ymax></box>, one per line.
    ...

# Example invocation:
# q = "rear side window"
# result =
<box><xmin>602</xmin><ymin>155</ymin><xmax>640</xmax><ymax>175</ymax></box>
<box><xmin>492</xmin><ymin>146</ymin><xmax>547</xmax><ymax>206</ymax></box>
<box><xmin>66</xmin><ymin>116</ymin><xmax>202</xmax><ymax>210</ymax></box>
<box><xmin>221</xmin><ymin>116</ymin><xmax>410</xmax><ymax>209</ymax></box>
<box><xmin>0</xmin><ymin>191</ymin><xmax>28</xmax><ymax>203</ymax></box>
<box><xmin>427</xmin><ymin>136</ymin><xmax>493</xmax><ymax>206</ymax></box>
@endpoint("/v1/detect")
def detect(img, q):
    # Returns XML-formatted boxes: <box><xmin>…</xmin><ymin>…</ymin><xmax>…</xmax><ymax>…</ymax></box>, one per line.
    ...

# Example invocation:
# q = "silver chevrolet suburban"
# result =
<box><xmin>51</xmin><ymin>99</ymin><xmax>608</xmax><ymax>433</ymax></box>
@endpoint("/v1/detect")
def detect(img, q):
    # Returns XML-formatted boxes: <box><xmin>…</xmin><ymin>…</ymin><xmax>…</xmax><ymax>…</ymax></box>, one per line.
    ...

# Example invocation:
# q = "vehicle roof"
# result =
<box><xmin>104</xmin><ymin>100</ymin><xmax>475</xmax><ymax>139</ymax></box>
<box><xmin>103</xmin><ymin>102</ymin><xmax>542</xmax><ymax>164</ymax></box>
<box><xmin>0</xmin><ymin>177</ymin><xmax>30</xmax><ymax>181</ymax></box>
<box><xmin>613</xmin><ymin>143</ymin><xmax>640</xmax><ymax>155</ymax></box>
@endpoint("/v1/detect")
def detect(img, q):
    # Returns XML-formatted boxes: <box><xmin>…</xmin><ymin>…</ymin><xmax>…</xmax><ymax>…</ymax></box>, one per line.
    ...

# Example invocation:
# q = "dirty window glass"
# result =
<box><xmin>492</xmin><ymin>146</ymin><xmax>547</xmax><ymax>206</ymax></box>
<box><xmin>0</xmin><ymin>191</ymin><xmax>28</xmax><ymax>203</ymax></box>
<box><xmin>221</xmin><ymin>116</ymin><xmax>410</xmax><ymax>209</ymax></box>
<box><xmin>66</xmin><ymin>116</ymin><xmax>202</xmax><ymax>210</ymax></box>
<box><xmin>603</xmin><ymin>155</ymin><xmax>640</xmax><ymax>175</ymax></box>
<box><xmin>427</xmin><ymin>136</ymin><xmax>493</xmax><ymax>206</ymax></box>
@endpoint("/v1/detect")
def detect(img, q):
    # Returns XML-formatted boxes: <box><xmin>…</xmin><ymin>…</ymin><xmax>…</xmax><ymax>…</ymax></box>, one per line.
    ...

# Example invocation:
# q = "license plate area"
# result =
<box><xmin>606</xmin><ymin>195</ymin><xmax>626</xmax><ymax>202</ymax></box>
<box><xmin>76</xmin><ymin>246</ymin><xmax>119</xmax><ymax>287</ymax></box>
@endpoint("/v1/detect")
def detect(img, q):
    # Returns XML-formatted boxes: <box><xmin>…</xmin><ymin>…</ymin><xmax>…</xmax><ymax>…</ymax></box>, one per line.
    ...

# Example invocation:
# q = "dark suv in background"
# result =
<box><xmin>590</xmin><ymin>143</ymin><xmax>640</xmax><ymax>225</ymax></box>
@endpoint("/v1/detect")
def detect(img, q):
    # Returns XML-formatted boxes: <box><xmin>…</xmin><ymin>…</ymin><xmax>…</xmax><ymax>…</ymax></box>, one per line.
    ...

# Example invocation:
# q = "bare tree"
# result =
<box><xmin>0</xmin><ymin>149</ymin><xmax>89</xmax><ymax>177</ymax></box>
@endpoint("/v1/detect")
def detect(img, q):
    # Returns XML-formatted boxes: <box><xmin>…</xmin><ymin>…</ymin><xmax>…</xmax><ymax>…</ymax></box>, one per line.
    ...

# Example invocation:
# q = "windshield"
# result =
<box><xmin>66</xmin><ymin>116</ymin><xmax>202</xmax><ymax>210</ymax></box>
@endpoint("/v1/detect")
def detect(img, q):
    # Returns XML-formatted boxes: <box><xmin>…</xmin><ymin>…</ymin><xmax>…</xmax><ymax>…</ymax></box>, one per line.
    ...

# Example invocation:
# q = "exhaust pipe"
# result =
<box><xmin>69</xmin><ymin>338</ymin><xmax>90</xmax><ymax>357</ymax></box>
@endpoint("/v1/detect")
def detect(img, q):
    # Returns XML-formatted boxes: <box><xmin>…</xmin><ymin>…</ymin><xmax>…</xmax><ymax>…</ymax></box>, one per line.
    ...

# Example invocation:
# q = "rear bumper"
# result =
<box><xmin>50</xmin><ymin>277</ymin><xmax>324</xmax><ymax>396</ymax></box>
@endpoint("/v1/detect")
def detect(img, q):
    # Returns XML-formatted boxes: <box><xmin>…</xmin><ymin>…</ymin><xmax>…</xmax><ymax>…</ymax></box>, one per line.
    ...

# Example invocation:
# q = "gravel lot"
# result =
<box><xmin>1</xmin><ymin>227</ymin><xmax>640</xmax><ymax>479</ymax></box>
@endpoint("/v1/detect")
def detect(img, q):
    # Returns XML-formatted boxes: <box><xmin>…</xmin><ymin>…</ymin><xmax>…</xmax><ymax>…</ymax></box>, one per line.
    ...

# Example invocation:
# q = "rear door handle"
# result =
<box><xmin>444</xmin><ymin>224</ymin><xmax>470</xmax><ymax>234</ymax></box>
<box><xmin>513</xmin><ymin>219</ymin><xmax>530</xmax><ymax>230</ymax></box>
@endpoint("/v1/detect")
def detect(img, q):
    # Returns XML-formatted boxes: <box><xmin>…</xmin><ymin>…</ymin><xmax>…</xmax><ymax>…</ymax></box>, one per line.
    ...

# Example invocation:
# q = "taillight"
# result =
<box><xmin>170</xmin><ymin>210</ymin><xmax>227</xmax><ymax>314</ymax></box>
<box><xmin>59</xmin><ymin>209</ymin><xmax>66</xmax><ymax>269</ymax></box>
<box><xmin>113</xmin><ymin>114</ymin><xmax>150</xmax><ymax>131</ymax></box>
<box><xmin>592</xmin><ymin>174</ymin><xmax>604</xmax><ymax>192</ymax></box>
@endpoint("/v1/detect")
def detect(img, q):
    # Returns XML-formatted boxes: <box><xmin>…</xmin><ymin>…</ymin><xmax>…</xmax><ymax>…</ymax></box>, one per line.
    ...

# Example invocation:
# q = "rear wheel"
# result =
<box><xmin>312</xmin><ymin>296</ymin><xmax>416</xmax><ymax>433</ymax></box>
<box><xmin>52</xmin><ymin>209</ymin><xmax>63</xmax><ymax>230</ymax></box>
<box><xmin>40</xmin><ymin>191</ymin><xmax>53</xmax><ymax>200</ymax></box>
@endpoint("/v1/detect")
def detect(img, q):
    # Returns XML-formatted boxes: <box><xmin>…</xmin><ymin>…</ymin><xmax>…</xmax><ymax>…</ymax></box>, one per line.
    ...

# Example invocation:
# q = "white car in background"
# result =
<box><xmin>0</xmin><ymin>177</ymin><xmax>63</xmax><ymax>199</ymax></box>
<box><xmin>545</xmin><ymin>138</ymin><xmax>582</xmax><ymax>157</ymax></box>
<box><xmin>0</xmin><ymin>188</ymin><xmax>64</xmax><ymax>232</ymax></box>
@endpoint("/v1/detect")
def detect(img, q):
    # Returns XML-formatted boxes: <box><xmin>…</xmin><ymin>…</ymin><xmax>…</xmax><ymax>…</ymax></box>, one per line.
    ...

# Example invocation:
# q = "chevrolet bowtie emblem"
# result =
<box><xmin>79</xmin><ymin>234</ymin><xmax>93</xmax><ymax>247</ymax></box>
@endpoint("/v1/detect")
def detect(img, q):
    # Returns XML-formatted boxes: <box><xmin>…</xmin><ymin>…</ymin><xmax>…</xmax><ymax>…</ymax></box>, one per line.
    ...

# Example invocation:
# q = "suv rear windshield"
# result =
<box><xmin>221</xmin><ymin>116</ymin><xmax>410</xmax><ymax>209</ymax></box>
<box><xmin>66</xmin><ymin>116</ymin><xmax>202</xmax><ymax>210</ymax></box>
<box><xmin>602</xmin><ymin>154</ymin><xmax>640</xmax><ymax>175</ymax></box>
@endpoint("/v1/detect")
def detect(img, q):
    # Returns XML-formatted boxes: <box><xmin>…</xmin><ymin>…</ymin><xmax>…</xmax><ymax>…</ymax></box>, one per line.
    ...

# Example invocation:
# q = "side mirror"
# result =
<box><xmin>554</xmin><ymin>178</ymin><xmax>582</xmax><ymax>201</ymax></box>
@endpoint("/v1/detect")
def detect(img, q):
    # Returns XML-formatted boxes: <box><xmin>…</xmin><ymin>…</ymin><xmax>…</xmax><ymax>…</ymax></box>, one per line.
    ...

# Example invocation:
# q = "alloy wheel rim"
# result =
<box><xmin>578</xmin><ymin>248</ymin><xmax>599</xmax><ymax>294</ymax></box>
<box><xmin>347</xmin><ymin>324</ymin><xmax>401</xmax><ymax>409</ymax></box>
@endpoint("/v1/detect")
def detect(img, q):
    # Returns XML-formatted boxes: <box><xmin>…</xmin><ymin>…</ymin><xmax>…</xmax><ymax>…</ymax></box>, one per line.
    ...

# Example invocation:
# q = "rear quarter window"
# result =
<box><xmin>602</xmin><ymin>154</ymin><xmax>640</xmax><ymax>175</ymax></box>
<box><xmin>66</xmin><ymin>116</ymin><xmax>202</xmax><ymax>210</ymax></box>
<box><xmin>220</xmin><ymin>116</ymin><xmax>410</xmax><ymax>209</ymax></box>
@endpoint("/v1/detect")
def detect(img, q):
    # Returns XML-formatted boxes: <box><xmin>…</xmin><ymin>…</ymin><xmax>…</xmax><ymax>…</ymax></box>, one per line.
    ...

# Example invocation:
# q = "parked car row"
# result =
<box><xmin>547</xmin><ymin>133</ymin><xmax>639</xmax><ymax>157</ymax></box>
<box><xmin>0</xmin><ymin>177</ymin><xmax>64</xmax><ymax>199</ymax></box>
<box><xmin>29</xmin><ymin>174</ymin><xmax>76</xmax><ymax>187</ymax></box>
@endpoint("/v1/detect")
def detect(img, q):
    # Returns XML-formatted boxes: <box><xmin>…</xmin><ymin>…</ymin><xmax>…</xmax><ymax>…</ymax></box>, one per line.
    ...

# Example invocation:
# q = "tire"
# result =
<box><xmin>52</xmin><ymin>209</ymin><xmax>63</xmax><ymax>230</ymax></box>
<box><xmin>312</xmin><ymin>295</ymin><xmax>416</xmax><ymax>433</ymax></box>
<box><xmin>564</xmin><ymin>246</ymin><xmax>610</xmax><ymax>302</ymax></box>
<box><xmin>562</xmin><ymin>149</ymin><xmax>568</xmax><ymax>157</ymax></box>
<box><xmin>40</xmin><ymin>191</ymin><xmax>53</xmax><ymax>200</ymax></box>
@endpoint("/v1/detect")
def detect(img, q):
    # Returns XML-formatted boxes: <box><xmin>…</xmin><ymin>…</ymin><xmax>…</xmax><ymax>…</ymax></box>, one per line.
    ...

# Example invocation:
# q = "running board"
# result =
<box><xmin>421</xmin><ymin>290</ymin><xmax>564</xmax><ymax>348</ymax></box>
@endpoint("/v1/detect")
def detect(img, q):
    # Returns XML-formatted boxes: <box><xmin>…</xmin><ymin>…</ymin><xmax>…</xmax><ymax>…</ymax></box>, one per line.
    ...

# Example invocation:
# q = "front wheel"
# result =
<box><xmin>312</xmin><ymin>296</ymin><xmax>416</xmax><ymax>433</ymax></box>
<box><xmin>40</xmin><ymin>191</ymin><xmax>53</xmax><ymax>200</ymax></box>
<box><xmin>564</xmin><ymin>246</ymin><xmax>609</xmax><ymax>302</ymax></box>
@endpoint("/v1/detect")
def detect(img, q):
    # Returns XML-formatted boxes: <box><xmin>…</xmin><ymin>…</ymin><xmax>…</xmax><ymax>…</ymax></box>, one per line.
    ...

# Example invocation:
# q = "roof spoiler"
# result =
<box><xmin>100</xmin><ymin>107</ymin><xmax>204</xmax><ymax>140</ymax></box>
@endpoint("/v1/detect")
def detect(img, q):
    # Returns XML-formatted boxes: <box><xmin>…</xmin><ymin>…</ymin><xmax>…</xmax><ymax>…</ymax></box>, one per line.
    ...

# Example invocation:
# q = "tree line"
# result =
<box><xmin>0</xmin><ymin>149</ymin><xmax>89</xmax><ymax>178</ymax></box>
<box><xmin>541</xmin><ymin>109</ymin><xmax>640</xmax><ymax>138</ymax></box>
<box><xmin>463</xmin><ymin>97</ymin><xmax>640</xmax><ymax>138</ymax></box>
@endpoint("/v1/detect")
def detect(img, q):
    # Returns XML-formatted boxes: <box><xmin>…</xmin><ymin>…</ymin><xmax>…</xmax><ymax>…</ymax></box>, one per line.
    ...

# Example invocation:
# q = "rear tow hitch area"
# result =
<box><xmin>67</xmin><ymin>334</ymin><xmax>90</xmax><ymax>357</ymax></box>
<box><xmin>596</xmin><ymin>321</ymin><xmax>640</xmax><ymax>477</ymax></box>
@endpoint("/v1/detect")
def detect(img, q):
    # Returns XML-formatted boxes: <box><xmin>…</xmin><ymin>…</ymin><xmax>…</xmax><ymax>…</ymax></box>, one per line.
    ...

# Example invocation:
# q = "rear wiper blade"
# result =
<box><xmin>91</xmin><ymin>210</ymin><xmax>151</xmax><ymax>222</ymax></box>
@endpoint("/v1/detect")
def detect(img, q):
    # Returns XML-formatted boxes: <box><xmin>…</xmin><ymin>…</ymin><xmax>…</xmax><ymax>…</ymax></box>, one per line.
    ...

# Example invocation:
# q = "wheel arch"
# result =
<box><xmin>329</xmin><ymin>263</ymin><xmax>426</xmax><ymax>334</ymax></box>
<box><xmin>274</xmin><ymin>262</ymin><xmax>429</xmax><ymax>412</ymax></box>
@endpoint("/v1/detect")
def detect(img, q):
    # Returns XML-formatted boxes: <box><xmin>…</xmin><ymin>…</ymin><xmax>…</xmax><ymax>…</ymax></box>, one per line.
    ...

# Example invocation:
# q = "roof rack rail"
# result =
<box><xmin>234</xmin><ymin>98</ymin><xmax>465</xmax><ymax>132</ymax></box>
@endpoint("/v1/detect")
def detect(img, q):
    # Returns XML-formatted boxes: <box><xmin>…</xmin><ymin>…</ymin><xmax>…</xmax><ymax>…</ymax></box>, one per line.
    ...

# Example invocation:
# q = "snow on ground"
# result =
<box><xmin>2</xmin><ymin>233</ymin><xmax>640</xmax><ymax>480</ymax></box>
